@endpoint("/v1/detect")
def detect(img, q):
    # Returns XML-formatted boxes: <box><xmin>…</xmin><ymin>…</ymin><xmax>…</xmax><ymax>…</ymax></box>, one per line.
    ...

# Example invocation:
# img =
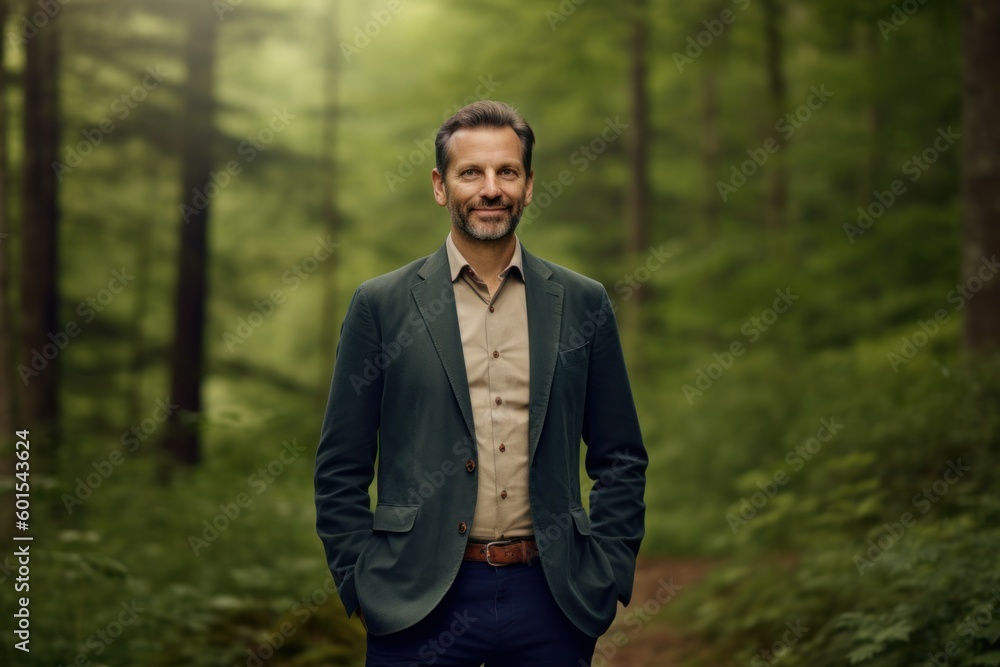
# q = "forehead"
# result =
<box><xmin>446</xmin><ymin>126</ymin><xmax>523</xmax><ymax>170</ymax></box>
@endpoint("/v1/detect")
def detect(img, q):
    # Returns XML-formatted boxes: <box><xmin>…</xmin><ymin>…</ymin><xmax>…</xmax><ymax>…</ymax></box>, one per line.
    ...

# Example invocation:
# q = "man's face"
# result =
<box><xmin>432</xmin><ymin>126</ymin><xmax>534</xmax><ymax>242</ymax></box>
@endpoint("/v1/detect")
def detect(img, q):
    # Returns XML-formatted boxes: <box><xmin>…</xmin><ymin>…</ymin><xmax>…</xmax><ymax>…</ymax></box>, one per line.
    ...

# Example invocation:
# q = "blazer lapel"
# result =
<box><xmin>410</xmin><ymin>244</ymin><xmax>477</xmax><ymax>441</ymax></box>
<box><xmin>522</xmin><ymin>244</ymin><xmax>564</xmax><ymax>465</ymax></box>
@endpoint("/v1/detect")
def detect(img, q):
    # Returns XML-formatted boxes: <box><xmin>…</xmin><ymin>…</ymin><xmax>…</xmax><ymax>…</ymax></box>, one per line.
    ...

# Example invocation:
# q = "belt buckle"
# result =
<box><xmin>484</xmin><ymin>539</ymin><xmax>513</xmax><ymax>566</ymax></box>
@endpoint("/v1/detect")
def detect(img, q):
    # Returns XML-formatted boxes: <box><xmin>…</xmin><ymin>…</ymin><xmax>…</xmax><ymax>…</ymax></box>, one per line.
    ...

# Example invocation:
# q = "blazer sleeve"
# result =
<box><xmin>581</xmin><ymin>288</ymin><xmax>648</xmax><ymax>606</ymax></box>
<box><xmin>314</xmin><ymin>285</ymin><xmax>382</xmax><ymax>618</ymax></box>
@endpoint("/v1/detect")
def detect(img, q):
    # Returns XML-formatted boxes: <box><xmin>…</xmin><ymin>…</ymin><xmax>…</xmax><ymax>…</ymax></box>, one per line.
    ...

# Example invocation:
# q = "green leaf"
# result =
<box><xmin>970</xmin><ymin>652</ymin><xmax>1000</xmax><ymax>666</ymax></box>
<box><xmin>873</xmin><ymin>619</ymin><xmax>912</xmax><ymax>644</ymax></box>
<box><xmin>848</xmin><ymin>643</ymin><xmax>881</xmax><ymax>664</ymax></box>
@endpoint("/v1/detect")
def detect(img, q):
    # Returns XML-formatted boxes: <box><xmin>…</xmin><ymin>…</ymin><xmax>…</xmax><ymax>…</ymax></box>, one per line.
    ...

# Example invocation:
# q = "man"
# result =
<box><xmin>315</xmin><ymin>100</ymin><xmax>647</xmax><ymax>666</ymax></box>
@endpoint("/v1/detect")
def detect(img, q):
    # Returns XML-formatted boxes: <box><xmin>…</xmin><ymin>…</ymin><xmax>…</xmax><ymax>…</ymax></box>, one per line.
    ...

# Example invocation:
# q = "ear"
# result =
<box><xmin>431</xmin><ymin>169</ymin><xmax>448</xmax><ymax>207</ymax></box>
<box><xmin>524</xmin><ymin>170</ymin><xmax>534</xmax><ymax>207</ymax></box>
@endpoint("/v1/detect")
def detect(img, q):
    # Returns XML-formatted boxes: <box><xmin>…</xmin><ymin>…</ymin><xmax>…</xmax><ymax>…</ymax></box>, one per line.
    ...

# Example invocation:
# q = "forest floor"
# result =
<box><xmin>599</xmin><ymin>556</ymin><xmax>719</xmax><ymax>667</ymax></box>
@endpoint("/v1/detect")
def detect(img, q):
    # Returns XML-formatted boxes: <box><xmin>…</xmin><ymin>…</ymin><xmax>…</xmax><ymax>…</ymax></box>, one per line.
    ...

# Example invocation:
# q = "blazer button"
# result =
<box><xmin>457</xmin><ymin>522</ymin><xmax>467</xmax><ymax>534</ymax></box>
<box><xmin>465</xmin><ymin>459</ymin><xmax>476</xmax><ymax>473</ymax></box>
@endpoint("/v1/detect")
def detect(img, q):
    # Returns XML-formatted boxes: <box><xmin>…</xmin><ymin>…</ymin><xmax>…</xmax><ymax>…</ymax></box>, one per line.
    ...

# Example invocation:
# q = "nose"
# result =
<box><xmin>480</xmin><ymin>171</ymin><xmax>501</xmax><ymax>199</ymax></box>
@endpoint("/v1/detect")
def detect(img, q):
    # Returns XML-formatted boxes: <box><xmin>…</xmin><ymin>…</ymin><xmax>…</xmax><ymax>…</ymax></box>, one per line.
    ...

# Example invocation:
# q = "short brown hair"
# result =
<box><xmin>435</xmin><ymin>100</ymin><xmax>535</xmax><ymax>177</ymax></box>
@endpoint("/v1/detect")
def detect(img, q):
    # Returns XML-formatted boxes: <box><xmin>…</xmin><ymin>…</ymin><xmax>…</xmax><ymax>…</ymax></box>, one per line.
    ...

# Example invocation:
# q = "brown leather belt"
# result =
<box><xmin>463</xmin><ymin>539</ymin><xmax>539</xmax><ymax>566</ymax></box>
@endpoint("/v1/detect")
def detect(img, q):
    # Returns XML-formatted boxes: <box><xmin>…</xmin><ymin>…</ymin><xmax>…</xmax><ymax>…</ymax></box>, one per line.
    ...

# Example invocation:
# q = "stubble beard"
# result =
<box><xmin>449</xmin><ymin>197</ymin><xmax>524</xmax><ymax>242</ymax></box>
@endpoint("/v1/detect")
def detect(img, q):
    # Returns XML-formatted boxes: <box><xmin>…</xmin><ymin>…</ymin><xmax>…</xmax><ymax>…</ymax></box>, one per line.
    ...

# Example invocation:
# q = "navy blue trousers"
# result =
<box><xmin>365</xmin><ymin>559</ymin><xmax>598</xmax><ymax>666</ymax></box>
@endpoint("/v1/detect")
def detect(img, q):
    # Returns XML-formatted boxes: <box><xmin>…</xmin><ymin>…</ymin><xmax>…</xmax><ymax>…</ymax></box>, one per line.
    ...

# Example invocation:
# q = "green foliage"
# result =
<box><xmin>1</xmin><ymin>405</ymin><xmax>366</xmax><ymax>666</ymax></box>
<box><xmin>0</xmin><ymin>0</ymin><xmax>984</xmax><ymax>663</ymax></box>
<box><xmin>667</xmin><ymin>357</ymin><xmax>1000</xmax><ymax>666</ymax></box>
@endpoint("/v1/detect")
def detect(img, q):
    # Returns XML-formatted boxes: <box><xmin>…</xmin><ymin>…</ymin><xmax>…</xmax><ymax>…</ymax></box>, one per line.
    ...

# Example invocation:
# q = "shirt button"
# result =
<box><xmin>465</xmin><ymin>459</ymin><xmax>476</xmax><ymax>473</ymax></box>
<box><xmin>457</xmin><ymin>522</ymin><xmax>467</xmax><ymax>534</ymax></box>
<box><xmin>494</xmin><ymin>397</ymin><xmax>502</xmax><ymax>406</ymax></box>
<box><xmin>499</xmin><ymin>443</ymin><xmax>506</xmax><ymax>452</ymax></box>
<box><xmin>492</xmin><ymin>350</ymin><xmax>500</xmax><ymax>358</ymax></box>
<box><xmin>500</xmin><ymin>490</ymin><xmax>508</xmax><ymax>499</ymax></box>
<box><xmin>489</xmin><ymin>306</ymin><xmax>495</xmax><ymax>313</ymax></box>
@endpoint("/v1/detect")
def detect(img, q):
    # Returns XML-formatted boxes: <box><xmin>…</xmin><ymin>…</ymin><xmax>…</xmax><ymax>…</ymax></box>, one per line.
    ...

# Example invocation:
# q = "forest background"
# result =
<box><xmin>1</xmin><ymin>0</ymin><xmax>999</xmax><ymax>665</ymax></box>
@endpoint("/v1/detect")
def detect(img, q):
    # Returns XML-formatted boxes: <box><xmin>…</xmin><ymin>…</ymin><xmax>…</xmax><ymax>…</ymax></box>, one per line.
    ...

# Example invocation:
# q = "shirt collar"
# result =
<box><xmin>445</xmin><ymin>231</ymin><xmax>524</xmax><ymax>283</ymax></box>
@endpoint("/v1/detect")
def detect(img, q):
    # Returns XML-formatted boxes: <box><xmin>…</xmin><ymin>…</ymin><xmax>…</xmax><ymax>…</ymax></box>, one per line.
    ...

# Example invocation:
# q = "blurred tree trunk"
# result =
<box><xmin>760</xmin><ymin>0</ymin><xmax>787</xmax><ymax>231</ymax></box>
<box><xmin>126</xmin><ymin>180</ymin><xmax>153</xmax><ymax>424</ymax></box>
<box><xmin>700</xmin><ymin>64</ymin><xmax>721</xmax><ymax>237</ymax></box>
<box><xmin>0</xmin><ymin>0</ymin><xmax>14</xmax><ymax>540</ymax></box>
<box><xmin>19</xmin><ymin>1</ymin><xmax>62</xmax><ymax>469</ymax></box>
<box><xmin>625</xmin><ymin>0</ymin><xmax>650</xmax><ymax>283</ymax></box>
<box><xmin>621</xmin><ymin>0</ymin><xmax>651</xmax><ymax>362</ymax></box>
<box><xmin>318</xmin><ymin>1</ymin><xmax>340</xmax><ymax>394</ymax></box>
<box><xmin>623</xmin><ymin>0</ymin><xmax>652</xmax><ymax>320</ymax></box>
<box><xmin>0</xmin><ymin>0</ymin><xmax>12</xmax><ymax>432</ymax></box>
<box><xmin>961</xmin><ymin>0</ymin><xmax>1000</xmax><ymax>352</ymax></box>
<box><xmin>165</xmin><ymin>5</ymin><xmax>218</xmax><ymax>466</ymax></box>
<box><xmin>698</xmin><ymin>1</ymin><xmax>728</xmax><ymax>239</ymax></box>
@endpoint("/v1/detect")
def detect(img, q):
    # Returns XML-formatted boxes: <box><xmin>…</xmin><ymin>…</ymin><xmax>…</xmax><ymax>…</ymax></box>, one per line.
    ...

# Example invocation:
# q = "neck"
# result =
<box><xmin>450</xmin><ymin>227</ymin><xmax>517</xmax><ymax>282</ymax></box>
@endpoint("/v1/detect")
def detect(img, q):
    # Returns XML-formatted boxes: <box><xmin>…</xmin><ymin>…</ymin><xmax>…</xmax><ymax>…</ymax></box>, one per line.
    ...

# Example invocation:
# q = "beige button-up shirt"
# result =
<box><xmin>445</xmin><ymin>231</ymin><xmax>533</xmax><ymax>540</ymax></box>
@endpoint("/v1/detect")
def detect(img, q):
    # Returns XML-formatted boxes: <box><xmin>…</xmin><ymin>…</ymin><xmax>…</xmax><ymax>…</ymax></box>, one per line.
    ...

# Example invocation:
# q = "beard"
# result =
<box><xmin>448</xmin><ymin>195</ymin><xmax>525</xmax><ymax>242</ymax></box>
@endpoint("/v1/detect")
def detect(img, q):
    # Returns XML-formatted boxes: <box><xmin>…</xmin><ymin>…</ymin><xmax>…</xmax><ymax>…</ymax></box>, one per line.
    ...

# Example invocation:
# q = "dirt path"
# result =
<box><xmin>596</xmin><ymin>557</ymin><xmax>717</xmax><ymax>667</ymax></box>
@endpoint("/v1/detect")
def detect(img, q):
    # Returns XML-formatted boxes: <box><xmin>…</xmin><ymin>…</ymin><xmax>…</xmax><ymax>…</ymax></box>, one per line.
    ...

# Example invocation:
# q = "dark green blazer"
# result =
<box><xmin>314</xmin><ymin>241</ymin><xmax>647</xmax><ymax>638</ymax></box>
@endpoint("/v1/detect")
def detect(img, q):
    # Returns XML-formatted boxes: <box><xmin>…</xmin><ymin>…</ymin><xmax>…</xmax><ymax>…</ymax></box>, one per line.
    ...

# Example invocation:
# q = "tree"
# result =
<box><xmin>0</xmin><ymin>0</ymin><xmax>14</xmax><ymax>540</ymax></box>
<box><xmin>698</xmin><ymin>1</ymin><xmax>729</xmax><ymax>238</ymax></box>
<box><xmin>18</xmin><ymin>0</ymin><xmax>62</xmax><ymax>468</ymax></box>
<box><xmin>625</xmin><ymin>0</ymin><xmax>651</xmax><ymax>280</ymax></box>
<box><xmin>0</xmin><ymin>0</ymin><xmax>12</xmax><ymax>433</ymax></box>
<box><xmin>760</xmin><ymin>0</ymin><xmax>787</xmax><ymax>231</ymax></box>
<box><xmin>165</xmin><ymin>2</ymin><xmax>218</xmax><ymax>465</ymax></box>
<box><xmin>318</xmin><ymin>0</ymin><xmax>341</xmax><ymax>393</ymax></box>
<box><xmin>620</xmin><ymin>0</ymin><xmax>653</xmax><ymax>359</ymax></box>
<box><xmin>961</xmin><ymin>0</ymin><xmax>1000</xmax><ymax>352</ymax></box>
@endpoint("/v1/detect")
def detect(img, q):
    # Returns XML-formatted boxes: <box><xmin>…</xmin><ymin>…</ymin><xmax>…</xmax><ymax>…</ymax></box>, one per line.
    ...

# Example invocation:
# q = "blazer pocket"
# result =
<box><xmin>372</xmin><ymin>504</ymin><xmax>419</xmax><ymax>533</ymax></box>
<box><xmin>559</xmin><ymin>342</ymin><xmax>591</xmax><ymax>369</ymax></box>
<box><xmin>571</xmin><ymin>506</ymin><xmax>617</xmax><ymax>591</ymax></box>
<box><xmin>570</xmin><ymin>506</ymin><xmax>592</xmax><ymax>535</ymax></box>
